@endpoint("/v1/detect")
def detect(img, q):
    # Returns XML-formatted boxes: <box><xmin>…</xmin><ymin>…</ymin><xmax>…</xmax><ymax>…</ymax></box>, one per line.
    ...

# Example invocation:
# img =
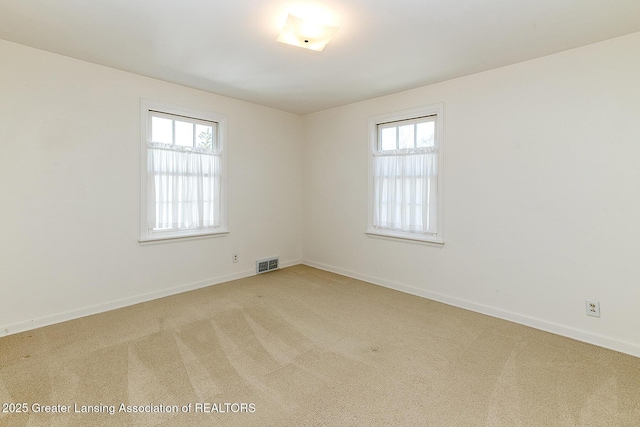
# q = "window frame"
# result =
<box><xmin>366</xmin><ymin>103</ymin><xmax>444</xmax><ymax>245</ymax></box>
<box><xmin>139</xmin><ymin>99</ymin><xmax>228</xmax><ymax>244</ymax></box>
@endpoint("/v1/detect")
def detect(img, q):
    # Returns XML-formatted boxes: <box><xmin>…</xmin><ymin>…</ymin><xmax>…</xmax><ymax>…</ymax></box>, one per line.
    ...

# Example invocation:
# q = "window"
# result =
<box><xmin>140</xmin><ymin>100</ymin><xmax>227</xmax><ymax>242</ymax></box>
<box><xmin>367</xmin><ymin>104</ymin><xmax>444</xmax><ymax>244</ymax></box>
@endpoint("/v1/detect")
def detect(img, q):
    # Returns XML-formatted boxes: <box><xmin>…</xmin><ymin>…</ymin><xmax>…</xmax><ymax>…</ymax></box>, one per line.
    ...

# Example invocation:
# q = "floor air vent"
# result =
<box><xmin>256</xmin><ymin>257</ymin><xmax>279</xmax><ymax>274</ymax></box>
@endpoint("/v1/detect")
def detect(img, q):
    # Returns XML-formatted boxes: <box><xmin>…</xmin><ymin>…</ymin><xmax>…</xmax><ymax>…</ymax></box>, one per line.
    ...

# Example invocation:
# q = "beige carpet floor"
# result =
<box><xmin>1</xmin><ymin>265</ymin><xmax>639</xmax><ymax>426</ymax></box>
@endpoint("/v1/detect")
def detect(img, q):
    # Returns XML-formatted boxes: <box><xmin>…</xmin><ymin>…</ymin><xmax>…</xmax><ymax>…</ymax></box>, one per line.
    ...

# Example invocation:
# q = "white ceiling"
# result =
<box><xmin>1</xmin><ymin>0</ymin><xmax>639</xmax><ymax>115</ymax></box>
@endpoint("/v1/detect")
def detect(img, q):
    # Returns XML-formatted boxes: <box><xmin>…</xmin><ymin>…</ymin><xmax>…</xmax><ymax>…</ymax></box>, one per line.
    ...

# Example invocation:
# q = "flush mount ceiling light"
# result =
<box><xmin>277</xmin><ymin>13</ymin><xmax>339</xmax><ymax>52</ymax></box>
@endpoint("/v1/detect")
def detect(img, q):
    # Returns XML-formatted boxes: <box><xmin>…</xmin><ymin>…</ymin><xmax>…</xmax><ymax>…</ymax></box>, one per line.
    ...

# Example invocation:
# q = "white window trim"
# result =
<box><xmin>139</xmin><ymin>99</ymin><xmax>228</xmax><ymax>243</ymax></box>
<box><xmin>366</xmin><ymin>103</ymin><xmax>444</xmax><ymax>245</ymax></box>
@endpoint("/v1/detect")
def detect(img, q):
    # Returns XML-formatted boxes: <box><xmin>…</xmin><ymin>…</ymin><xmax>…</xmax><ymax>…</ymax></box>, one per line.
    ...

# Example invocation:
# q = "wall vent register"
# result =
<box><xmin>256</xmin><ymin>257</ymin><xmax>279</xmax><ymax>274</ymax></box>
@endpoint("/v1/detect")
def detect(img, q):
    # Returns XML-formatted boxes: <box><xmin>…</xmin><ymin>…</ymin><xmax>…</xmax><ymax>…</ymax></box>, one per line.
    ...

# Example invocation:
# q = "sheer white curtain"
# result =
<box><xmin>372</xmin><ymin>149</ymin><xmax>438</xmax><ymax>234</ymax></box>
<box><xmin>147</xmin><ymin>142</ymin><xmax>221</xmax><ymax>232</ymax></box>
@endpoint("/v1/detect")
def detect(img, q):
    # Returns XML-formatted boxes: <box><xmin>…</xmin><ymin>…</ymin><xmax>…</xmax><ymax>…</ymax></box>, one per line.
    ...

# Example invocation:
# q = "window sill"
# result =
<box><xmin>139</xmin><ymin>230</ymin><xmax>229</xmax><ymax>245</ymax></box>
<box><xmin>365</xmin><ymin>230</ymin><xmax>444</xmax><ymax>246</ymax></box>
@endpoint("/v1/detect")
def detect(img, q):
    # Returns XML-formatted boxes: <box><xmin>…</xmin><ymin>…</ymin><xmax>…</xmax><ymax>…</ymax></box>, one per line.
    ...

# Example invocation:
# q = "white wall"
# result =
<box><xmin>0</xmin><ymin>40</ymin><xmax>302</xmax><ymax>333</ymax></box>
<box><xmin>302</xmin><ymin>32</ymin><xmax>640</xmax><ymax>357</ymax></box>
<box><xmin>3</xmin><ymin>32</ymin><xmax>640</xmax><ymax>358</ymax></box>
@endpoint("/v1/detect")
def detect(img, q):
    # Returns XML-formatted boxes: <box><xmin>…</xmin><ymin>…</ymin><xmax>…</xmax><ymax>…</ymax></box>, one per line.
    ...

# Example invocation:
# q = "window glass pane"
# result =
<box><xmin>196</xmin><ymin>124</ymin><xmax>214</xmax><ymax>149</ymax></box>
<box><xmin>417</xmin><ymin>121</ymin><xmax>435</xmax><ymax>147</ymax></box>
<box><xmin>175</xmin><ymin>120</ymin><xmax>194</xmax><ymax>147</ymax></box>
<box><xmin>399</xmin><ymin>124</ymin><xmax>414</xmax><ymax>149</ymax></box>
<box><xmin>380</xmin><ymin>127</ymin><xmax>396</xmax><ymax>151</ymax></box>
<box><xmin>151</xmin><ymin>117</ymin><xmax>172</xmax><ymax>144</ymax></box>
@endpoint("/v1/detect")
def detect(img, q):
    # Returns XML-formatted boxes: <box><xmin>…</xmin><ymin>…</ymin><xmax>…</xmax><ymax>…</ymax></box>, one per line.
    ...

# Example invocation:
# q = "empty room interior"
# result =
<box><xmin>1</xmin><ymin>1</ymin><xmax>640</xmax><ymax>425</ymax></box>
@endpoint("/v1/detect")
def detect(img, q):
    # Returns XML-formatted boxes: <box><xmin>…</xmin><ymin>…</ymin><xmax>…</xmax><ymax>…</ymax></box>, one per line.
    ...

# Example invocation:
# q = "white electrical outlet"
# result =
<box><xmin>232</xmin><ymin>254</ymin><xmax>239</xmax><ymax>263</ymax></box>
<box><xmin>586</xmin><ymin>300</ymin><xmax>600</xmax><ymax>318</ymax></box>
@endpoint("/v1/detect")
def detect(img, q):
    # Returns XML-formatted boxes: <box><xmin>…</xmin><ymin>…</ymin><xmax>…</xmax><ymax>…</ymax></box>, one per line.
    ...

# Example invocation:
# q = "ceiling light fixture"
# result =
<box><xmin>277</xmin><ymin>13</ymin><xmax>339</xmax><ymax>52</ymax></box>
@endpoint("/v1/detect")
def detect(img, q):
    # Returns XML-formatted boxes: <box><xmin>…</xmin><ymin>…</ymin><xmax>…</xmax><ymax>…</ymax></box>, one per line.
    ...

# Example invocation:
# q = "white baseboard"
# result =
<box><xmin>302</xmin><ymin>259</ymin><xmax>640</xmax><ymax>359</ymax></box>
<box><xmin>1</xmin><ymin>258</ymin><xmax>303</xmax><ymax>337</ymax></box>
